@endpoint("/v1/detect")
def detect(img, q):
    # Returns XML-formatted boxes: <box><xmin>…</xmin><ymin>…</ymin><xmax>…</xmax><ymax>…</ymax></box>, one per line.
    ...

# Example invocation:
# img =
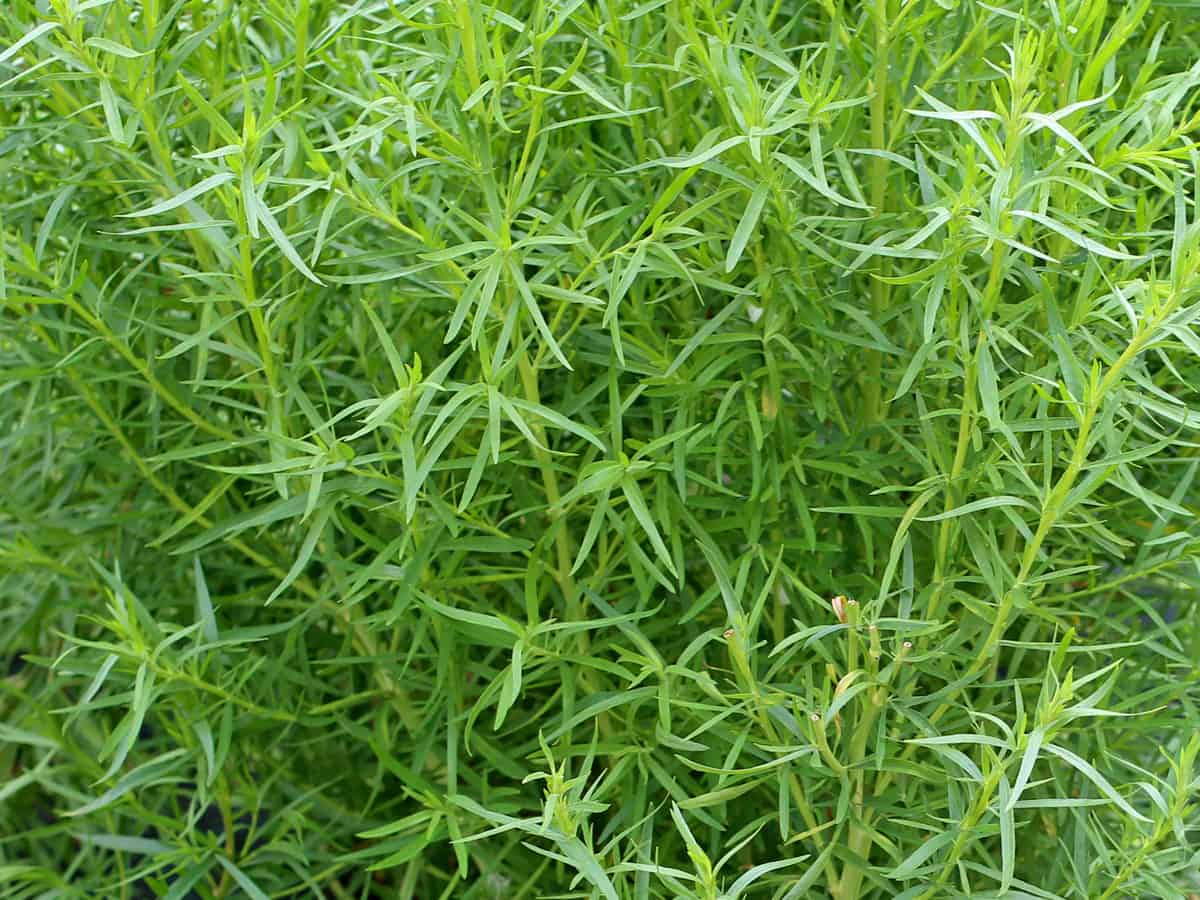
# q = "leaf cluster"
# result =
<box><xmin>2</xmin><ymin>1</ymin><xmax>1199</xmax><ymax>898</ymax></box>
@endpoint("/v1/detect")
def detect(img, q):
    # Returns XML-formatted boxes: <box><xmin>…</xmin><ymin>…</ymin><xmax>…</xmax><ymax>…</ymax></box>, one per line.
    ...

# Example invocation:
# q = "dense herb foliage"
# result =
<box><xmin>3</xmin><ymin>0</ymin><xmax>1200</xmax><ymax>897</ymax></box>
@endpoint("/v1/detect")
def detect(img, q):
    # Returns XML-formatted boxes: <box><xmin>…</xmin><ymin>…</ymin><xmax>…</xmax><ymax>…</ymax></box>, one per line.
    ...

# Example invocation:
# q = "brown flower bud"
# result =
<box><xmin>831</xmin><ymin>595</ymin><xmax>848</xmax><ymax>624</ymax></box>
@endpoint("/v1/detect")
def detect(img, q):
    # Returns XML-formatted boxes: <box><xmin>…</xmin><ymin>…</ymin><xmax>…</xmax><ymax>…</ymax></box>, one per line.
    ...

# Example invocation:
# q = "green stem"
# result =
<box><xmin>725</xmin><ymin>635</ymin><xmax>838</xmax><ymax>887</ymax></box>
<box><xmin>863</xmin><ymin>0</ymin><xmax>891</xmax><ymax>433</ymax></box>
<box><xmin>836</xmin><ymin>689</ymin><xmax>885</xmax><ymax>900</ymax></box>
<box><xmin>916</xmin><ymin>763</ymin><xmax>1005</xmax><ymax>898</ymax></box>
<box><xmin>976</xmin><ymin>321</ymin><xmax>1156</xmax><ymax>664</ymax></box>
<box><xmin>517</xmin><ymin>352</ymin><xmax>579</xmax><ymax>622</ymax></box>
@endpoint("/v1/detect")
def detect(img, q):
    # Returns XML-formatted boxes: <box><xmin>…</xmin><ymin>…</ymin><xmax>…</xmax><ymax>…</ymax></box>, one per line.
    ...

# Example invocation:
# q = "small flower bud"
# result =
<box><xmin>831</xmin><ymin>595</ymin><xmax>848</xmax><ymax>624</ymax></box>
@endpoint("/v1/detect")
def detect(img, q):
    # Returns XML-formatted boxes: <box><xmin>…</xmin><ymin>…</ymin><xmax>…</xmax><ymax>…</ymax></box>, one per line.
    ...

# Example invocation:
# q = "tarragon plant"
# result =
<box><xmin>2</xmin><ymin>0</ymin><xmax>1198</xmax><ymax>898</ymax></box>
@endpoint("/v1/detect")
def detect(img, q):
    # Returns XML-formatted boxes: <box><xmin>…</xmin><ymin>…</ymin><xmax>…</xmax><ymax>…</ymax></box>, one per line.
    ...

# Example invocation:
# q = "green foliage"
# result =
<box><xmin>3</xmin><ymin>0</ymin><xmax>1199</xmax><ymax>897</ymax></box>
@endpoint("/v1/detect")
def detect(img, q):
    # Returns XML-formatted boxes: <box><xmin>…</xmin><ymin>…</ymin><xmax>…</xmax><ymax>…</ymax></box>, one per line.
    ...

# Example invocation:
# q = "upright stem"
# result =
<box><xmin>517</xmin><ymin>351</ymin><xmax>579</xmax><ymax>623</ymax></box>
<box><xmin>834</xmin><ymin>7</ymin><xmax>891</xmax><ymax>895</ymax></box>
<box><xmin>726</xmin><ymin>636</ymin><xmax>837</xmax><ymax>887</ymax></box>
<box><xmin>836</xmin><ymin>692</ymin><xmax>885</xmax><ymax>900</ymax></box>
<box><xmin>863</xmin><ymin>0</ymin><xmax>891</xmax><ymax>432</ymax></box>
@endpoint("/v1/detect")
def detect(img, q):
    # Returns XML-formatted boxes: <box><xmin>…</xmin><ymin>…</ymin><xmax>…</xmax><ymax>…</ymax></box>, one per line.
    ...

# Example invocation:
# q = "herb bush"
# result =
<box><xmin>3</xmin><ymin>0</ymin><xmax>1200</xmax><ymax>897</ymax></box>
